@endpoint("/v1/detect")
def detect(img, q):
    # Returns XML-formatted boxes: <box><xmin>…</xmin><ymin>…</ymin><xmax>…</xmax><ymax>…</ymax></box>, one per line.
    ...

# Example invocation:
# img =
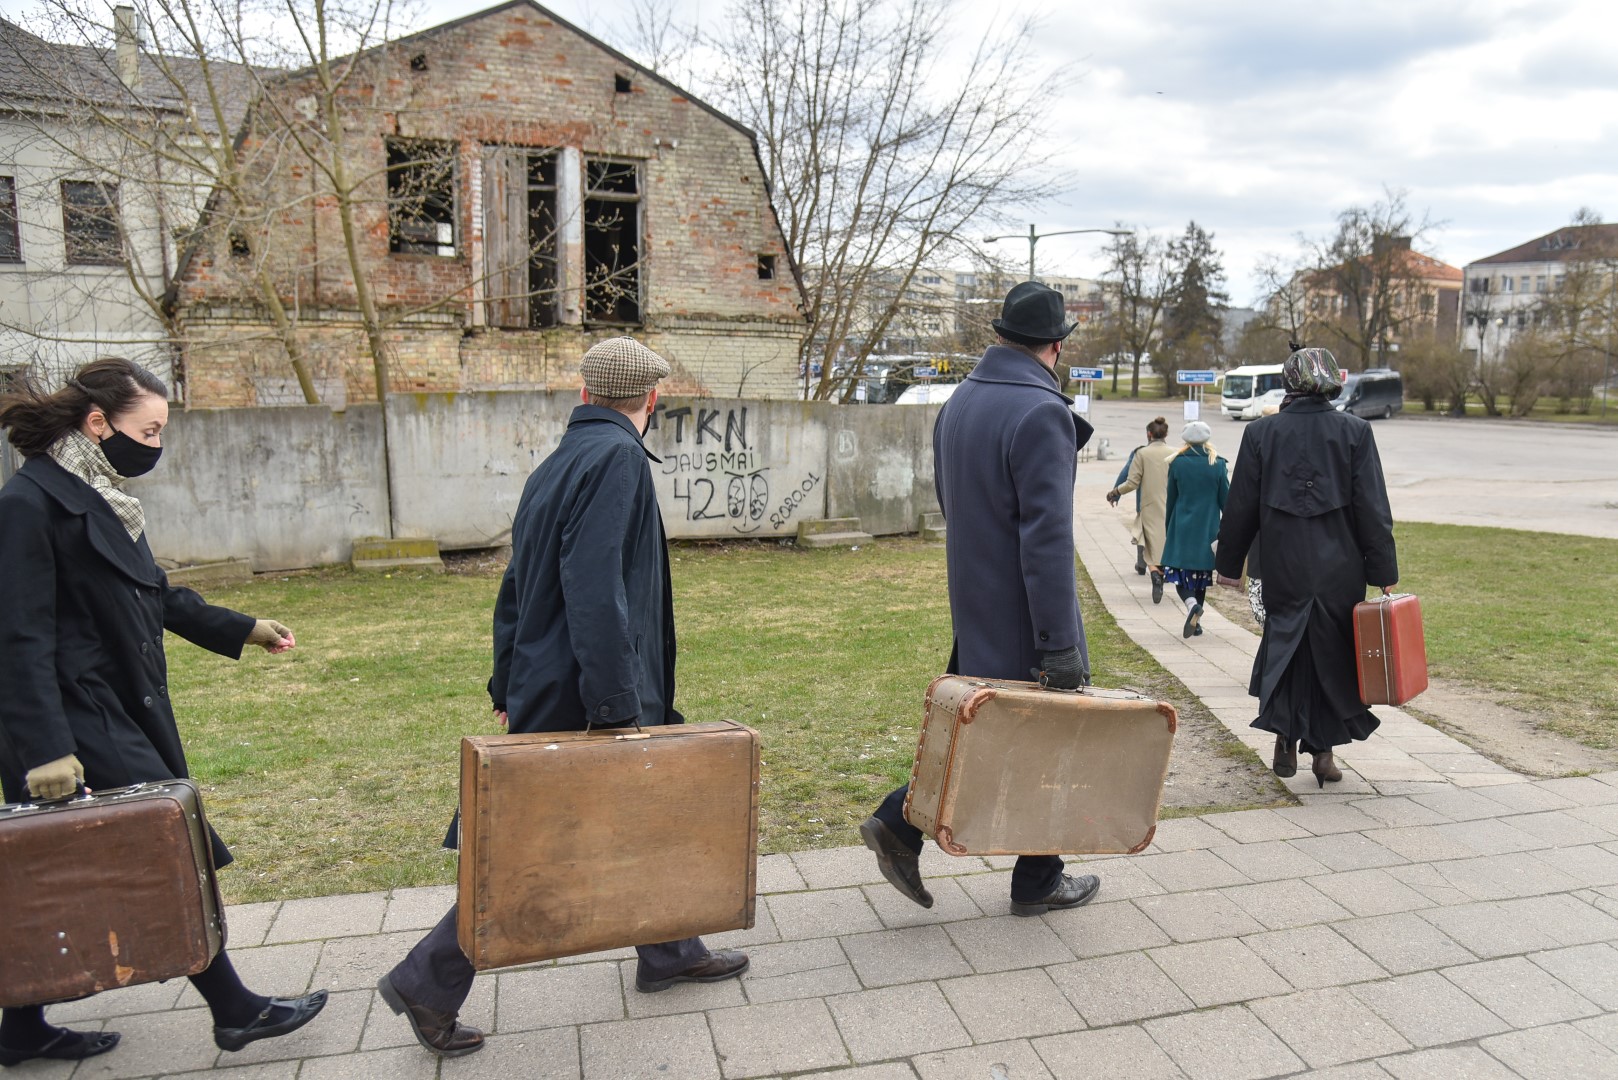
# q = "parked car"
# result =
<box><xmin>894</xmin><ymin>382</ymin><xmax>960</xmax><ymax>405</ymax></box>
<box><xmin>1334</xmin><ymin>369</ymin><xmax>1404</xmax><ymax>419</ymax></box>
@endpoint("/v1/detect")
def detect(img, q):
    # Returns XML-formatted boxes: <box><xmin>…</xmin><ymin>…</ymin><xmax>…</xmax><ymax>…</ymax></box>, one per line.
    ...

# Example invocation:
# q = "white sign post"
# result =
<box><xmin>1176</xmin><ymin>370</ymin><xmax>1216</xmax><ymax>427</ymax></box>
<box><xmin>1069</xmin><ymin>366</ymin><xmax>1105</xmax><ymax>461</ymax></box>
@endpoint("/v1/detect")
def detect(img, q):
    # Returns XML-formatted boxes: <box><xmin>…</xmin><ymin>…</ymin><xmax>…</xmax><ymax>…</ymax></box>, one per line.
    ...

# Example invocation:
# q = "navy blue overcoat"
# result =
<box><xmin>934</xmin><ymin>346</ymin><xmax>1094</xmax><ymax>681</ymax></box>
<box><xmin>488</xmin><ymin>405</ymin><xmax>681</xmax><ymax>734</ymax></box>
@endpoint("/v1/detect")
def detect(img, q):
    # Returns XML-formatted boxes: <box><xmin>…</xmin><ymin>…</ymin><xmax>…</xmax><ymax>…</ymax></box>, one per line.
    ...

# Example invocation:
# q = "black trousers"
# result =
<box><xmin>873</xmin><ymin>785</ymin><xmax>1064</xmax><ymax>904</ymax></box>
<box><xmin>387</xmin><ymin>905</ymin><xmax>710</xmax><ymax>1016</ymax></box>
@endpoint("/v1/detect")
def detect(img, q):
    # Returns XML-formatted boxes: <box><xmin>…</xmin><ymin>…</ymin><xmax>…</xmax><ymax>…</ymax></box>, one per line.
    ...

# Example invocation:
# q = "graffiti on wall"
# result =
<box><xmin>646</xmin><ymin>402</ymin><xmax>825</xmax><ymax>536</ymax></box>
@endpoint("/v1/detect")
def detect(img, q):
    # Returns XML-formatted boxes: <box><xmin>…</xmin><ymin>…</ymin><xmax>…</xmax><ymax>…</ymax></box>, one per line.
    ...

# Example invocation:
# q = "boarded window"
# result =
<box><xmin>0</xmin><ymin>177</ymin><xmax>20</xmax><ymax>262</ymax></box>
<box><xmin>584</xmin><ymin>158</ymin><xmax>641</xmax><ymax>324</ymax></box>
<box><xmin>62</xmin><ymin>180</ymin><xmax>121</xmax><ymax>265</ymax></box>
<box><xmin>387</xmin><ymin>139</ymin><xmax>457</xmax><ymax>256</ymax></box>
<box><xmin>481</xmin><ymin>147</ymin><xmax>562</xmax><ymax>329</ymax></box>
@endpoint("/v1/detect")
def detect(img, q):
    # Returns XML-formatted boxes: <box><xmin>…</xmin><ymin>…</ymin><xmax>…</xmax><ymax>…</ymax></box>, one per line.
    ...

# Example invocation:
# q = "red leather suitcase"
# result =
<box><xmin>0</xmin><ymin>780</ymin><xmax>224</xmax><ymax>1008</ymax></box>
<box><xmin>1354</xmin><ymin>592</ymin><xmax>1429</xmax><ymax>706</ymax></box>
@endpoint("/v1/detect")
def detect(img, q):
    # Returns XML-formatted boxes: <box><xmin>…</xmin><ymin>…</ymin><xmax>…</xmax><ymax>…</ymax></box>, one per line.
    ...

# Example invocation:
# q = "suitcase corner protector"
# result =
<box><xmin>1155</xmin><ymin>701</ymin><xmax>1178</xmax><ymax>734</ymax></box>
<box><xmin>1126</xmin><ymin>825</ymin><xmax>1156</xmax><ymax>855</ymax></box>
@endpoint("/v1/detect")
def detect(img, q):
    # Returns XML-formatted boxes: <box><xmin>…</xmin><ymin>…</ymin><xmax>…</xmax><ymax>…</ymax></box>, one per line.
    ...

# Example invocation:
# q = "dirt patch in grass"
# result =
<box><xmin>169</xmin><ymin>540</ymin><xmax>1282</xmax><ymax>904</ymax></box>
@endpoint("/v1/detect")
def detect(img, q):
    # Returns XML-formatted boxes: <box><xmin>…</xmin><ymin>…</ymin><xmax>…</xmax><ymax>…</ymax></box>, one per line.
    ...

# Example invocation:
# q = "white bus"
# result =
<box><xmin>1220</xmin><ymin>364</ymin><xmax>1286</xmax><ymax>420</ymax></box>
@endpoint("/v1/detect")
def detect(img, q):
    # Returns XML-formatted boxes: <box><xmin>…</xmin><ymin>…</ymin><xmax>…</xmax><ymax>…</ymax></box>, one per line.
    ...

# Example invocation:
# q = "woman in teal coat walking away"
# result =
<box><xmin>1162</xmin><ymin>421</ymin><xmax>1230</xmax><ymax>638</ymax></box>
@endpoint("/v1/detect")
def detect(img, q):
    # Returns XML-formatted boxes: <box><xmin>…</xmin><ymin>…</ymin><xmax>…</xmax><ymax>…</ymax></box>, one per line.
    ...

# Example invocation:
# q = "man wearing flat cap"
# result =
<box><xmin>862</xmin><ymin>281</ymin><xmax>1103</xmax><ymax>916</ymax></box>
<box><xmin>375</xmin><ymin>338</ymin><xmax>747</xmax><ymax>1058</ymax></box>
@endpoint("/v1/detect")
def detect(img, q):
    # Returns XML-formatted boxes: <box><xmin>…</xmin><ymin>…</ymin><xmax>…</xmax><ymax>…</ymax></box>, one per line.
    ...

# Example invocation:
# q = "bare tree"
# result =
<box><xmin>1102</xmin><ymin>228</ymin><xmax>1173</xmax><ymax>396</ymax></box>
<box><xmin>709</xmin><ymin>0</ymin><xmax>1061</xmax><ymax>402</ymax></box>
<box><xmin>1302</xmin><ymin>188</ymin><xmax>1439</xmax><ymax>370</ymax></box>
<box><xmin>1537</xmin><ymin>209</ymin><xmax>1617</xmax><ymax>416</ymax></box>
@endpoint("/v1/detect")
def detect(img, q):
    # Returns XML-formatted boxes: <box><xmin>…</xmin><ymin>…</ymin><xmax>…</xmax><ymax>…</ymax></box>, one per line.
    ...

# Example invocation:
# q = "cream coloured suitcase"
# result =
<box><xmin>904</xmin><ymin>676</ymin><xmax>1176</xmax><ymax>856</ymax></box>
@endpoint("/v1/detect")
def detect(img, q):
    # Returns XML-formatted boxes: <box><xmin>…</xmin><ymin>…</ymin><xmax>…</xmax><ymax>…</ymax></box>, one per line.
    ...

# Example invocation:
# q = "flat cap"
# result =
<box><xmin>581</xmin><ymin>337</ymin><xmax>671</xmax><ymax>399</ymax></box>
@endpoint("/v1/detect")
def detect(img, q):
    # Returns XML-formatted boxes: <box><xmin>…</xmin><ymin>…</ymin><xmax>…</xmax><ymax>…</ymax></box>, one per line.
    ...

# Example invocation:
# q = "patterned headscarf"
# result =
<box><xmin>1283</xmin><ymin>346</ymin><xmax>1345</xmax><ymax>397</ymax></box>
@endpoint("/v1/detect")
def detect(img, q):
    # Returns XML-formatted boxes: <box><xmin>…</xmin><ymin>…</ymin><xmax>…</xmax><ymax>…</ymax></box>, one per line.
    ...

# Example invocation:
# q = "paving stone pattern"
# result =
<box><xmin>28</xmin><ymin>477</ymin><xmax>1618</xmax><ymax>1077</ymax></box>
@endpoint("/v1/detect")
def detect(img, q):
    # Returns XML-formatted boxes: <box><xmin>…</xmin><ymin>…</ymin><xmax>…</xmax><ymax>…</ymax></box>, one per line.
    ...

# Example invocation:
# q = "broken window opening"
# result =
<box><xmin>409</xmin><ymin>52</ymin><xmax>429</xmax><ymax>72</ymax></box>
<box><xmin>584</xmin><ymin>157</ymin><xmax>641</xmax><ymax>324</ymax></box>
<box><xmin>527</xmin><ymin>151</ymin><xmax>560</xmax><ymax>328</ymax></box>
<box><xmin>614</xmin><ymin>73</ymin><xmax>633</xmax><ymax>93</ymax></box>
<box><xmin>228</xmin><ymin>229</ymin><xmax>251</xmax><ymax>258</ymax></box>
<box><xmin>757</xmin><ymin>254</ymin><xmax>776</xmax><ymax>281</ymax></box>
<box><xmin>61</xmin><ymin>179</ymin><xmax>122</xmax><ymax>265</ymax></box>
<box><xmin>387</xmin><ymin>138</ymin><xmax>457</xmax><ymax>257</ymax></box>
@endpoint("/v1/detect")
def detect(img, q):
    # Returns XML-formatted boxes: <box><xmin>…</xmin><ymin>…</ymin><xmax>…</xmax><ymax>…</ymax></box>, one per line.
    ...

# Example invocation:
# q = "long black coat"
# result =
<box><xmin>0</xmin><ymin>456</ymin><xmax>253</xmax><ymax>865</ymax></box>
<box><xmin>934</xmin><ymin>346</ymin><xmax>1094</xmax><ymax>681</ymax></box>
<box><xmin>1215</xmin><ymin>398</ymin><xmax>1398</xmax><ymax>748</ymax></box>
<box><xmin>489</xmin><ymin>405</ymin><xmax>681</xmax><ymax>734</ymax></box>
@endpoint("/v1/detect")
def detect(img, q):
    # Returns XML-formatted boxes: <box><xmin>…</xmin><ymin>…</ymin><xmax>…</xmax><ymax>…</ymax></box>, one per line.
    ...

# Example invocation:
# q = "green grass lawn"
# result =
<box><xmin>167</xmin><ymin>540</ymin><xmax>1269</xmax><ymax>904</ymax></box>
<box><xmin>1404</xmin><ymin>397</ymin><xmax>1618</xmax><ymax>424</ymax></box>
<box><xmin>1396</xmin><ymin>523</ymin><xmax>1618</xmax><ymax>749</ymax></box>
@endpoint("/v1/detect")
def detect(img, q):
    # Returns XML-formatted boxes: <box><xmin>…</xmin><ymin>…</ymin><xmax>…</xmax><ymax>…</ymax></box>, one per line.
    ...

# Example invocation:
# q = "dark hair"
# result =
<box><xmin>0</xmin><ymin>357</ymin><xmax>168</xmax><ymax>459</ymax></box>
<box><xmin>1147</xmin><ymin>416</ymin><xmax>1170</xmax><ymax>440</ymax></box>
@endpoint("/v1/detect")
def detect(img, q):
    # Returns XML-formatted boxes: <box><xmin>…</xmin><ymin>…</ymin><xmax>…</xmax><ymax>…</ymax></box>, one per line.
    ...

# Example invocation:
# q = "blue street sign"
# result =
<box><xmin>1176</xmin><ymin>370</ymin><xmax>1218</xmax><ymax>385</ymax></box>
<box><xmin>1069</xmin><ymin>366</ymin><xmax>1105</xmax><ymax>381</ymax></box>
<box><xmin>913</xmin><ymin>366</ymin><xmax>938</xmax><ymax>379</ymax></box>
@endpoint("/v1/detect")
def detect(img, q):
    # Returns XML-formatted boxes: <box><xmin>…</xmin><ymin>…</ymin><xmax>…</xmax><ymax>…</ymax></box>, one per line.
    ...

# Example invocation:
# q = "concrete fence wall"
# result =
<box><xmin>126</xmin><ymin>392</ymin><xmax>942</xmax><ymax>572</ymax></box>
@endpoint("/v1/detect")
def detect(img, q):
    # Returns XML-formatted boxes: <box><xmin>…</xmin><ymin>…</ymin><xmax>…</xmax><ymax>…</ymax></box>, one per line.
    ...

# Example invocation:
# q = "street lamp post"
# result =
<box><xmin>983</xmin><ymin>225</ymin><xmax>1133</xmax><ymax>280</ymax></box>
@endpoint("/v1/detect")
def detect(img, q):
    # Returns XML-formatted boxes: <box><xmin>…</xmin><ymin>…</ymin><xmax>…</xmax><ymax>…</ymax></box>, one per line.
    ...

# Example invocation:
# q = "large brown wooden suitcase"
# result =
<box><xmin>0</xmin><ymin>780</ymin><xmax>224</xmax><ymax>1008</ymax></box>
<box><xmin>457</xmin><ymin>721</ymin><xmax>759</xmax><ymax>970</ymax></box>
<box><xmin>1355</xmin><ymin>592</ymin><xmax>1429</xmax><ymax>706</ymax></box>
<box><xmin>904</xmin><ymin>676</ymin><xmax>1176</xmax><ymax>856</ymax></box>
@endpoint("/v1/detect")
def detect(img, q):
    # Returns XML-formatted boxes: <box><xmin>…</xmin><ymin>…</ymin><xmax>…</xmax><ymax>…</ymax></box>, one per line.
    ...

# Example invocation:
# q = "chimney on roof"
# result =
<box><xmin>114</xmin><ymin>5</ymin><xmax>141</xmax><ymax>91</ymax></box>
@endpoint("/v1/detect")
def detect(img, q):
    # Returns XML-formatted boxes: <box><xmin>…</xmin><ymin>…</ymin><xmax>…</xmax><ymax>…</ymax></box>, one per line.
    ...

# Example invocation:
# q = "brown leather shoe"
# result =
<box><xmin>635</xmin><ymin>949</ymin><xmax>750</xmax><ymax>993</ymax></box>
<box><xmin>376</xmin><ymin>974</ymin><xmax>484</xmax><ymax>1057</ymax></box>
<box><xmin>1312</xmin><ymin>751</ymin><xmax>1343</xmax><ymax>788</ymax></box>
<box><xmin>860</xmin><ymin>815</ymin><xmax>933</xmax><ymax>909</ymax></box>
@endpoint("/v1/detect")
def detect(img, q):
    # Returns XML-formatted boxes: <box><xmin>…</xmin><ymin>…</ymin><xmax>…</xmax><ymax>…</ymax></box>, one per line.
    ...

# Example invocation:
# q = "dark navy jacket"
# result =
<box><xmin>934</xmin><ymin>346</ymin><xmax>1094</xmax><ymax>681</ymax></box>
<box><xmin>488</xmin><ymin>405</ymin><xmax>681</xmax><ymax>733</ymax></box>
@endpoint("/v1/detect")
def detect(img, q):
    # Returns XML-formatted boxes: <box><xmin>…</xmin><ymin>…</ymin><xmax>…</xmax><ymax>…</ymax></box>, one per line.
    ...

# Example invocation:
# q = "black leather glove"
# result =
<box><xmin>1106</xmin><ymin>489</ymin><xmax>1121</xmax><ymax>506</ymax></box>
<box><xmin>1035</xmin><ymin>646</ymin><xmax>1088</xmax><ymax>690</ymax></box>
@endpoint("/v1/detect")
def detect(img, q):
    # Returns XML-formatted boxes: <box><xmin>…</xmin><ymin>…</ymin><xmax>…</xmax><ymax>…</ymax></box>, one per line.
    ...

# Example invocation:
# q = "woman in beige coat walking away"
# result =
<box><xmin>1108</xmin><ymin>416</ymin><xmax>1177</xmax><ymax>603</ymax></box>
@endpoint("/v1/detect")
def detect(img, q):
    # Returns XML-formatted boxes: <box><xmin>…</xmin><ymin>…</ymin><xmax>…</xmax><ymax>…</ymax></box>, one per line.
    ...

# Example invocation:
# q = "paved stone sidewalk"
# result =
<box><xmin>21</xmin><ymin>778</ymin><xmax>1618</xmax><ymax>1080</ymax></box>
<box><xmin>1073</xmin><ymin>457</ymin><xmax>1522</xmax><ymax>800</ymax></box>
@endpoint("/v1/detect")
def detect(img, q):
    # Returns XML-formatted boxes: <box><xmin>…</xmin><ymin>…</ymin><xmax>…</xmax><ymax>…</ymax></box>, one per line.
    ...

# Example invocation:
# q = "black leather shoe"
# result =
<box><xmin>860</xmin><ymin>815</ymin><xmax>933</xmax><ymax>909</ymax></box>
<box><xmin>214</xmin><ymin>991</ymin><xmax>328</xmax><ymax>1052</ymax></box>
<box><xmin>1009</xmin><ymin>873</ymin><xmax>1101</xmax><ymax>916</ymax></box>
<box><xmin>0</xmin><ymin>1028</ymin><xmax>120</xmax><ymax>1067</ymax></box>
<box><xmin>1182</xmin><ymin>601</ymin><xmax>1203</xmax><ymax>638</ymax></box>
<box><xmin>376</xmin><ymin>974</ymin><xmax>484</xmax><ymax>1057</ymax></box>
<box><xmin>635</xmin><ymin>949</ymin><xmax>749</xmax><ymax>993</ymax></box>
<box><xmin>1150</xmin><ymin>570</ymin><xmax>1164</xmax><ymax>604</ymax></box>
<box><xmin>1134</xmin><ymin>547</ymin><xmax>1148</xmax><ymax>575</ymax></box>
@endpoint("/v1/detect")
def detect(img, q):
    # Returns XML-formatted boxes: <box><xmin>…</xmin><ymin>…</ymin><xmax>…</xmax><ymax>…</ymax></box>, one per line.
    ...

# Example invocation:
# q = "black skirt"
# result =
<box><xmin>1249</xmin><ymin>627</ymin><xmax>1379</xmax><ymax>752</ymax></box>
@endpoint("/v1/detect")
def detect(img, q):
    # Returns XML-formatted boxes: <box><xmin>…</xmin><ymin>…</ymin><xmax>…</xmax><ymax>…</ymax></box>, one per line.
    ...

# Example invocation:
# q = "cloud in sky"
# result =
<box><xmin>7</xmin><ymin>0</ymin><xmax>1608</xmax><ymax>305</ymax></box>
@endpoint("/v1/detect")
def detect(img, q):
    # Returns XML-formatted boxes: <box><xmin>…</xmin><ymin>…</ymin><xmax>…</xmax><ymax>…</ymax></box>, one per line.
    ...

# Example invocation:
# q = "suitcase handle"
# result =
<box><xmin>584</xmin><ymin>717</ymin><xmax>650</xmax><ymax>740</ymax></box>
<box><xmin>7</xmin><ymin>784</ymin><xmax>94</xmax><ymax>813</ymax></box>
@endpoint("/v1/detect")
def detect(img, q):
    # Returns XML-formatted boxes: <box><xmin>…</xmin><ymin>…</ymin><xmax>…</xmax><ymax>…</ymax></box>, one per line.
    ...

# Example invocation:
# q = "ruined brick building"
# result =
<box><xmin>171</xmin><ymin>0</ymin><xmax>805</xmax><ymax>407</ymax></box>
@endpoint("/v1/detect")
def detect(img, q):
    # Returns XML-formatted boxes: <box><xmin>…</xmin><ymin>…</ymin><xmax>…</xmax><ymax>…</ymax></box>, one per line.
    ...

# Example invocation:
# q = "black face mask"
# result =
<box><xmin>99</xmin><ymin>427</ymin><xmax>163</xmax><ymax>478</ymax></box>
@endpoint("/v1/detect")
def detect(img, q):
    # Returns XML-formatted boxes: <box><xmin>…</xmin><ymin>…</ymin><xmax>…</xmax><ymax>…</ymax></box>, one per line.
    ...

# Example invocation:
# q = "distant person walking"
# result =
<box><xmin>1160</xmin><ymin>421</ymin><xmax>1228</xmax><ymax>638</ymax></box>
<box><xmin>1215</xmin><ymin>347</ymin><xmax>1398</xmax><ymax>787</ymax></box>
<box><xmin>1107</xmin><ymin>416</ymin><xmax>1176</xmax><ymax>602</ymax></box>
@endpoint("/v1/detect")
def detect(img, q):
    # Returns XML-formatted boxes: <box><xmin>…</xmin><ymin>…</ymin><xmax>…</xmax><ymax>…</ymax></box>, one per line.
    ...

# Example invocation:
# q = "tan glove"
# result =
<box><xmin>247</xmin><ymin>619</ymin><xmax>295</xmax><ymax>653</ymax></box>
<box><xmin>26</xmin><ymin>753</ymin><xmax>83</xmax><ymax>800</ymax></box>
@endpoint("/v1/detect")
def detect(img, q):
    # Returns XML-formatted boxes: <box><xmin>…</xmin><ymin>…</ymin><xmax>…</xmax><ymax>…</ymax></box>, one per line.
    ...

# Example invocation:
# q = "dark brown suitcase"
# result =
<box><xmin>1355</xmin><ymin>592</ymin><xmax>1429</xmax><ymax>706</ymax></box>
<box><xmin>905</xmin><ymin>676</ymin><xmax>1177</xmax><ymax>856</ymax></box>
<box><xmin>0</xmin><ymin>780</ymin><xmax>224</xmax><ymax>1008</ymax></box>
<box><xmin>457</xmin><ymin>721</ymin><xmax>759</xmax><ymax>970</ymax></box>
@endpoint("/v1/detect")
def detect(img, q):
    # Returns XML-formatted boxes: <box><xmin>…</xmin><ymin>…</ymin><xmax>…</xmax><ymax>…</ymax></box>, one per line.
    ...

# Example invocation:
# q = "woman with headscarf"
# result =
<box><xmin>1107</xmin><ymin>416</ymin><xmax>1176</xmax><ymax>602</ymax></box>
<box><xmin>1214</xmin><ymin>347</ymin><xmax>1398</xmax><ymax>787</ymax></box>
<box><xmin>1160</xmin><ymin>421</ymin><xmax>1228</xmax><ymax>638</ymax></box>
<box><xmin>0</xmin><ymin>358</ymin><xmax>327</xmax><ymax>1067</ymax></box>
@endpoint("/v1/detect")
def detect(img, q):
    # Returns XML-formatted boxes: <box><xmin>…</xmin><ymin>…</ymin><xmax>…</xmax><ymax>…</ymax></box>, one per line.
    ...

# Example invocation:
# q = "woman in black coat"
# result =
<box><xmin>0</xmin><ymin>359</ymin><xmax>327</xmax><ymax>1068</ymax></box>
<box><xmin>1214</xmin><ymin>347</ymin><xmax>1398</xmax><ymax>787</ymax></box>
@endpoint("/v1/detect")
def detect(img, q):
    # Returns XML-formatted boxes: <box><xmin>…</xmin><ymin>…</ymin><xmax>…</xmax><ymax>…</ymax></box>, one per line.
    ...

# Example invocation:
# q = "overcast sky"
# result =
<box><xmin>9</xmin><ymin>0</ymin><xmax>1613</xmax><ymax>305</ymax></box>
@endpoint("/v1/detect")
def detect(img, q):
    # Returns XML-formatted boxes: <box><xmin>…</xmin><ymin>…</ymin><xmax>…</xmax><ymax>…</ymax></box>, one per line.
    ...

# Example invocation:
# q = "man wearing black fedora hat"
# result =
<box><xmin>861</xmin><ymin>281</ymin><xmax>1102</xmax><ymax>916</ymax></box>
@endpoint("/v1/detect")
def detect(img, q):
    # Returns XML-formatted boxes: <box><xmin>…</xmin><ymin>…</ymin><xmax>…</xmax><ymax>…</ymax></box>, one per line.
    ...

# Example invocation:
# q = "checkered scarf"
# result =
<box><xmin>48</xmin><ymin>430</ymin><xmax>145</xmax><ymax>541</ymax></box>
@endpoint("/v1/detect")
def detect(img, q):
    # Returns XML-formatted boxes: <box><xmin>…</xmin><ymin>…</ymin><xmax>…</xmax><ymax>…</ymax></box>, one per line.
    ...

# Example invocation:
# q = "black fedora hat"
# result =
<box><xmin>991</xmin><ymin>281</ymin><xmax>1076</xmax><ymax>345</ymax></box>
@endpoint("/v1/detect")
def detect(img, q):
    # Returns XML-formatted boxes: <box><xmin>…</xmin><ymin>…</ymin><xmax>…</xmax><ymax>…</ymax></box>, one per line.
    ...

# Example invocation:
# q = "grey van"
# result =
<box><xmin>1334</xmin><ymin>369</ymin><xmax>1404</xmax><ymax>419</ymax></box>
